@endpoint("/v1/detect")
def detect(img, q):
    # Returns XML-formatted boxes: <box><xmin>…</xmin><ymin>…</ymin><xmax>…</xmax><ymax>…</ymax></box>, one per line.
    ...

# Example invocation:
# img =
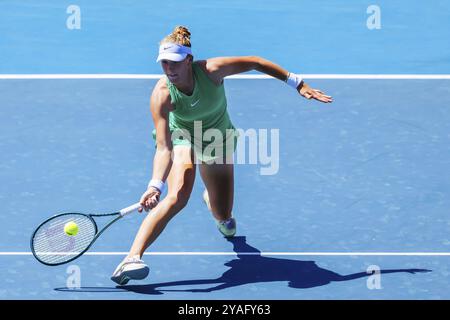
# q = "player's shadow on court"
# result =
<box><xmin>119</xmin><ymin>236</ymin><xmax>431</xmax><ymax>295</ymax></box>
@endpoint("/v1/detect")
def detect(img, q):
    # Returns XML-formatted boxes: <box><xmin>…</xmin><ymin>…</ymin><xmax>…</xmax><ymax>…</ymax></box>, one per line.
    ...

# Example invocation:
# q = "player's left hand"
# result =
<box><xmin>298</xmin><ymin>82</ymin><xmax>333</xmax><ymax>103</ymax></box>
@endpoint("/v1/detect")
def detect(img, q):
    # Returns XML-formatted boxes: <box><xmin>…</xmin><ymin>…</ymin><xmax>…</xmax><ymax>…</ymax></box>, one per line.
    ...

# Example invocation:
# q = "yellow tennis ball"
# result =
<box><xmin>64</xmin><ymin>221</ymin><xmax>79</xmax><ymax>236</ymax></box>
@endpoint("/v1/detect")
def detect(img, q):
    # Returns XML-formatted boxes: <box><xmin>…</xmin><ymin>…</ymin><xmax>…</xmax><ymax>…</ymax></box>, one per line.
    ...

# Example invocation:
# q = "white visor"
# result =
<box><xmin>156</xmin><ymin>43</ymin><xmax>192</xmax><ymax>62</ymax></box>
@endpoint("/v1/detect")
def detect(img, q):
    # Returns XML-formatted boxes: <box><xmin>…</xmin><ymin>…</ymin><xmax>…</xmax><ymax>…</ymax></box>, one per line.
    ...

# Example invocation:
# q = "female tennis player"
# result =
<box><xmin>111</xmin><ymin>26</ymin><xmax>332</xmax><ymax>285</ymax></box>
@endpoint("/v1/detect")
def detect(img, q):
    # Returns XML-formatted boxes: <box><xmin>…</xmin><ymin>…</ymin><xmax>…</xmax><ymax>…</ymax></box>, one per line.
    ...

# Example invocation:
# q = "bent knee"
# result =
<box><xmin>165</xmin><ymin>192</ymin><xmax>190</xmax><ymax>211</ymax></box>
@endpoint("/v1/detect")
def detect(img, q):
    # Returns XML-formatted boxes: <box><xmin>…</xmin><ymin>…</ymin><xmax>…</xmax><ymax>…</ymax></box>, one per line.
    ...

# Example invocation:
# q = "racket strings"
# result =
<box><xmin>32</xmin><ymin>214</ymin><xmax>96</xmax><ymax>265</ymax></box>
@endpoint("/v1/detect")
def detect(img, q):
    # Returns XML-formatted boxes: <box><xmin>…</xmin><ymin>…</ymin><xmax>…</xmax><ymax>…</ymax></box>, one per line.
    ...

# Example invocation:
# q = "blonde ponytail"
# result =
<box><xmin>161</xmin><ymin>26</ymin><xmax>192</xmax><ymax>47</ymax></box>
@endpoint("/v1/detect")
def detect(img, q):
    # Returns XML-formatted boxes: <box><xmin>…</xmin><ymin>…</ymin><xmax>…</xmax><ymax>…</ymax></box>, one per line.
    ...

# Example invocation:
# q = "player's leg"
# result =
<box><xmin>129</xmin><ymin>145</ymin><xmax>196</xmax><ymax>256</ymax></box>
<box><xmin>111</xmin><ymin>146</ymin><xmax>196</xmax><ymax>284</ymax></box>
<box><xmin>199</xmin><ymin>161</ymin><xmax>236</xmax><ymax>237</ymax></box>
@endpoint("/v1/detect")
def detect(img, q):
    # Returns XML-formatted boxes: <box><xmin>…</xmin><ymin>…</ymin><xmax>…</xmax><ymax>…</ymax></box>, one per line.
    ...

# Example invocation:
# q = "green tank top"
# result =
<box><xmin>165</xmin><ymin>62</ymin><xmax>236</xmax><ymax>151</ymax></box>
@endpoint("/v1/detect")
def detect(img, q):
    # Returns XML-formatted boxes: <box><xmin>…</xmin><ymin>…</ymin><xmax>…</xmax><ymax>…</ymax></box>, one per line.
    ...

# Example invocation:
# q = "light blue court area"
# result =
<box><xmin>0</xmin><ymin>78</ymin><xmax>450</xmax><ymax>299</ymax></box>
<box><xmin>1</xmin><ymin>1</ymin><xmax>450</xmax><ymax>74</ymax></box>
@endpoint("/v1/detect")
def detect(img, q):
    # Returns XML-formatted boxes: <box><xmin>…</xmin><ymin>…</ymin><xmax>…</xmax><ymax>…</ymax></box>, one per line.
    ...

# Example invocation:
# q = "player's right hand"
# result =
<box><xmin>139</xmin><ymin>187</ymin><xmax>161</xmax><ymax>212</ymax></box>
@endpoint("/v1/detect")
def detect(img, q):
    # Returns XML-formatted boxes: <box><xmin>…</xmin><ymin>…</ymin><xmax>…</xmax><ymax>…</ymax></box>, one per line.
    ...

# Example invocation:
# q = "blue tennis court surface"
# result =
<box><xmin>1</xmin><ymin>1</ymin><xmax>450</xmax><ymax>300</ymax></box>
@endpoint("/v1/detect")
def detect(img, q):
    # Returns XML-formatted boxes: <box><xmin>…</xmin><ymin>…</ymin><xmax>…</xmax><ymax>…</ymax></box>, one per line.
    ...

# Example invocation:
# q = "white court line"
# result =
<box><xmin>1</xmin><ymin>74</ymin><xmax>450</xmax><ymax>79</ymax></box>
<box><xmin>1</xmin><ymin>252</ymin><xmax>450</xmax><ymax>256</ymax></box>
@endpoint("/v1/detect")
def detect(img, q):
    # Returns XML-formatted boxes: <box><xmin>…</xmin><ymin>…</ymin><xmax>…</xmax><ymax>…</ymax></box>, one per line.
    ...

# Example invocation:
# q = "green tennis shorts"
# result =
<box><xmin>152</xmin><ymin>128</ymin><xmax>239</xmax><ymax>163</ymax></box>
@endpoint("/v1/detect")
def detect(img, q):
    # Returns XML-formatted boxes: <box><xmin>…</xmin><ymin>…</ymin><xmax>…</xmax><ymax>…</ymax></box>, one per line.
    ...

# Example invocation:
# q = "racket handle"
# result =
<box><xmin>119</xmin><ymin>202</ymin><xmax>142</xmax><ymax>217</ymax></box>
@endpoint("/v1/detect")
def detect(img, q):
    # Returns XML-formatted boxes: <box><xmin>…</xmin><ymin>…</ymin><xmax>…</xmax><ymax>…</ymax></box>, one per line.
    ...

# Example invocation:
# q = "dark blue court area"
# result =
<box><xmin>1</xmin><ymin>1</ymin><xmax>449</xmax><ymax>300</ymax></box>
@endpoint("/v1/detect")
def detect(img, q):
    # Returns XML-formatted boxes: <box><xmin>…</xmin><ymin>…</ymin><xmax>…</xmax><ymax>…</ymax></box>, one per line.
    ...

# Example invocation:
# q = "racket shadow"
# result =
<box><xmin>53</xmin><ymin>286</ymin><xmax>158</xmax><ymax>294</ymax></box>
<box><xmin>119</xmin><ymin>236</ymin><xmax>432</xmax><ymax>294</ymax></box>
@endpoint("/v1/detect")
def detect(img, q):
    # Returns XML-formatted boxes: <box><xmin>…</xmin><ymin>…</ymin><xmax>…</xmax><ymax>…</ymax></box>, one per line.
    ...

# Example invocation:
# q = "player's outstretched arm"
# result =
<box><xmin>204</xmin><ymin>56</ymin><xmax>333</xmax><ymax>103</ymax></box>
<box><xmin>139</xmin><ymin>80</ymin><xmax>174</xmax><ymax>212</ymax></box>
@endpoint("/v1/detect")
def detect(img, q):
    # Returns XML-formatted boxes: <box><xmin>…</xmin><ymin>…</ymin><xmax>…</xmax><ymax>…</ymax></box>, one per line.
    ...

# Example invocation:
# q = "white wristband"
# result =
<box><xmin>286</xmin><ymin>72</ymin><xmax>303</xmax><ymax>90</ymax></box>
<box><xmin>148</xmin><ymin>179</ymin><xmax>165</xmax><ymax>193</ymax></box>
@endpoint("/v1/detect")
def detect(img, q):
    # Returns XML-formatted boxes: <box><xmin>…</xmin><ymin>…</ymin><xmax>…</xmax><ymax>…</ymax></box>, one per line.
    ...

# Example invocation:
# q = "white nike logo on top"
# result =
<box><xmin>191</xmin><ymin>99</ymin><xmax>200</xmax><ymax>107</ymax></box>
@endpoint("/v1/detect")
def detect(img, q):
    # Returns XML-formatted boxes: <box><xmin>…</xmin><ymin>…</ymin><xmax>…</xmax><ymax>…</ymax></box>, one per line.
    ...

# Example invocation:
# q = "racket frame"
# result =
<box><xmin>30</xmin><ymin>211</ymin><xmax>121</xmax><ymax>266</ymax></box>
<box><xmin>30</xmin><ymin>203</ymin><xmax>141</xmax><ymax>266</ymax></box>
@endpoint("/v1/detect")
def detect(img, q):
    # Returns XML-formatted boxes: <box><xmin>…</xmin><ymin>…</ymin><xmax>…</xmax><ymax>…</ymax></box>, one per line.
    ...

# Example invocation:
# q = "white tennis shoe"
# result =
<box><xmin>216</xmin><ymin>217</ymin><xmax>236</xmax><ymax>238</ymax></box>
<box><xmin>110</xmin><ymin>255</ymin><xmax>149</xmax><ymax>285</ymax></box>
<box><xmin>203</xmin><ymin>189</ymin><xmax>236</xmax><ymax>238</ymax></box>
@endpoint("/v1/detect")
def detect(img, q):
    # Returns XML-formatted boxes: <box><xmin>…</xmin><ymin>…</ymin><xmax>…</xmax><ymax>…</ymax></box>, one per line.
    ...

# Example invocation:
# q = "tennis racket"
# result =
<box><xmin>30</xmin><ymin>202</ymin><xmax>142</xmax><ymax>266</ymax></box>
